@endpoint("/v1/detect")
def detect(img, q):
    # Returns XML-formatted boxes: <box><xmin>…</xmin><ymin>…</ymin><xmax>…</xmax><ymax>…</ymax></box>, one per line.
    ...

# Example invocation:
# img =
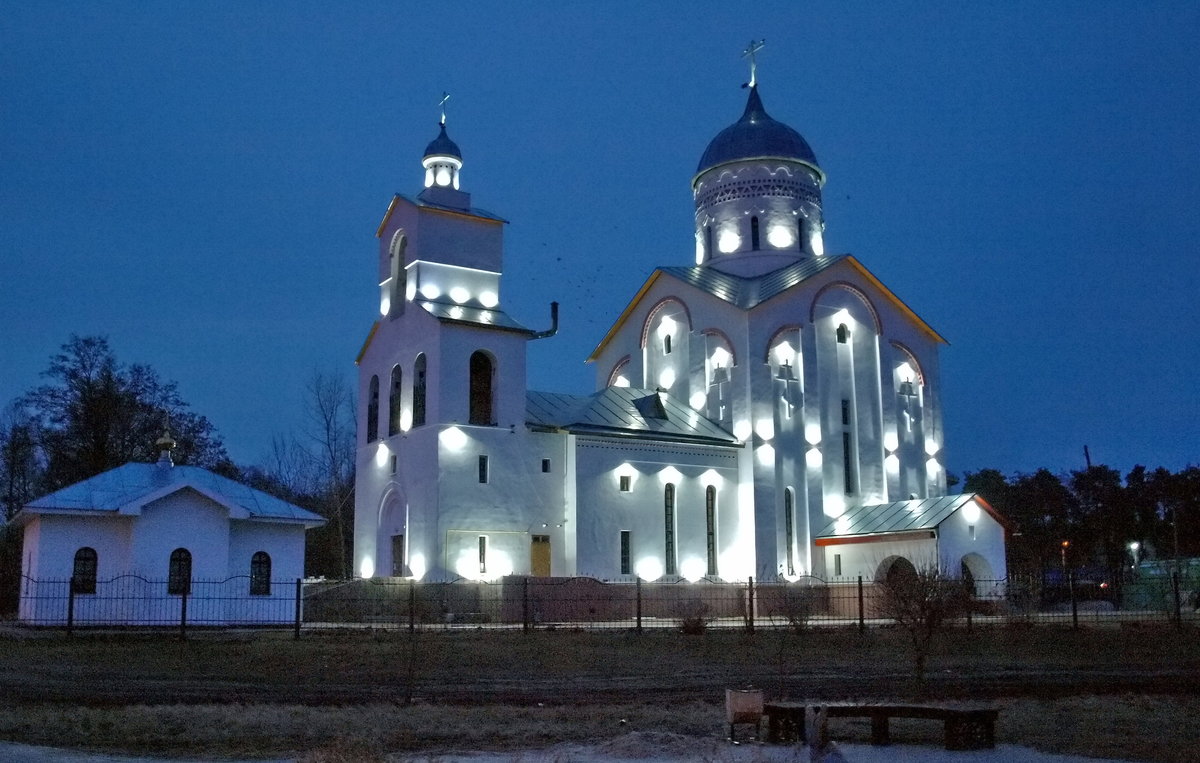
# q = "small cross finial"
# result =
<box><xmin>742</xmin><ymin>39</ymin><xmax>766</xmax><ymax>87</ymax></box>
<box><xmin>438</xmin><ymin>92</ymin><xmax>451</xmax><ymax>127</ymax></box>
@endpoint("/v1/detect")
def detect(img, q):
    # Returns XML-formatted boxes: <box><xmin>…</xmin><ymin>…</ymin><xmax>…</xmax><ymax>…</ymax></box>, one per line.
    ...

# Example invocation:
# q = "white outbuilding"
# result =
<box><xmin>16</xmin><ymin>447</ymin><xmax>324</xmax><ymax>625</ymax></box>
<box><xmin>353</xmin><ymin>71</ymin><xmax>1008</xmax><ymax>588</ymax></box>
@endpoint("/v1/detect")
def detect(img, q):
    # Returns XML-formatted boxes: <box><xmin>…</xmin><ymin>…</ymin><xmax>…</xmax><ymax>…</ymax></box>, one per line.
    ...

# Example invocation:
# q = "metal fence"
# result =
<box><xmin>9</xmin><ymin>569</ymin><xmax>1197</xmax><ymax>637</ymax></box>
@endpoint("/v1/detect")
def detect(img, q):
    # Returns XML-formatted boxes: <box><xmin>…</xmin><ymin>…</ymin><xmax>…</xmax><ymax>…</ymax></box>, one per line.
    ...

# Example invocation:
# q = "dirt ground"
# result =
<box><xmin>0</xmin><ymin>625</ymin><xmax>1197</xmax><ymax>760</ymax></box>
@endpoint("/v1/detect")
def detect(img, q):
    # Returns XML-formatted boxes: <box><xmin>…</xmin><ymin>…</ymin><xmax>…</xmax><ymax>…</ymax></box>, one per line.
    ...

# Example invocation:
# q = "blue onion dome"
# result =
<box><xmin>696</xmin><ymin>85</ymin><xmax>820</xmax><ymax>178</ymax></box>
<box><xmin>424</xmin><ymin>124</ymin><xmax>461</xmax><ymax>160</ymax></box>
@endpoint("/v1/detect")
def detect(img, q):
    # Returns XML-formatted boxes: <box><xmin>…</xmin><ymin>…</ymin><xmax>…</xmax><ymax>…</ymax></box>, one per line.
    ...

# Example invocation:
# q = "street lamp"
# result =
<box><xmin>1128</xmin><ymin>541</ymin><xmax>1140</xmax><ymax>569</ymax></box>
<box><xmin>1060</xmin><ymin>540</ymin><xmax>1070</xmax><ymax>574</ymax></box>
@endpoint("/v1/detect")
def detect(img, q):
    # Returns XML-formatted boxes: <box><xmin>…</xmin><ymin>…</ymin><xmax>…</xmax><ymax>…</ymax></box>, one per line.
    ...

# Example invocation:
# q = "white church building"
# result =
<box><xmin>353</xmin><ymin>71</ymin><xmax>1008</xmax><ymax>588</ymax></box>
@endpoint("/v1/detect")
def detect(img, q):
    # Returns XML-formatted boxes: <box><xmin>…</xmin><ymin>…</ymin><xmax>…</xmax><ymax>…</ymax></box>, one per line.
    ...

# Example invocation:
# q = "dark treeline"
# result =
<box><xmin>965</xmin><ymin>465</ymin><xmax>1200</xmax><ymax>581</ymax></box>
<box><xmin>0</xmin><ymin>336</ymin><xmax>354</xmax><ymax>583</ymax></box>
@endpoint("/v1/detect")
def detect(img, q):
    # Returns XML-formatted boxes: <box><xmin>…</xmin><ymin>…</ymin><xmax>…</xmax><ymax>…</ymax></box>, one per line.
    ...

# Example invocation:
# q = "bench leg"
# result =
<box><xmin>870</xmin><ymin>714</ymin><xmax>891</xmax><ymax>745</ymax></box>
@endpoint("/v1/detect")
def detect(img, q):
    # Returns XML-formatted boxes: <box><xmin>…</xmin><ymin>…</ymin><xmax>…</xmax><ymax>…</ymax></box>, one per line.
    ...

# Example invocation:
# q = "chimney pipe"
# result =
<box><xmin>532</xmin><ymin>301</ymin><xmax>559</xmax><ymax>340</ymax></box>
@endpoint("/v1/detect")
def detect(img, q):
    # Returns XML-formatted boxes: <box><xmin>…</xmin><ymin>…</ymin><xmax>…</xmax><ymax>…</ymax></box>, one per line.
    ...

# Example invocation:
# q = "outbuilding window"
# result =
<box><xmin>72</xmin><ymin>547</ymin><xmax>97</xmax><ymax>594</ymax></box>
<box><xmin>168</xmin><ymin>548</ymin><xmax>192</xmax><ymax>595</ymax></box>
<box><xmin>250</xmin><ymin>551</ymin><xmax>271</xmax><ymax>596</ymax></box>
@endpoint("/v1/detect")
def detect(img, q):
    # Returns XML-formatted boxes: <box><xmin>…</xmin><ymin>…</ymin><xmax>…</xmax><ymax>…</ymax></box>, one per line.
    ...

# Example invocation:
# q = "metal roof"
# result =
<box><xmin>19</xmin><ymin>463</ymin><xmax>325</xmax><ymax>525</ymax></box>
<box><xmin>660</xmin><ymin>255</ymin><xmax>847</xmax><ymax>310</ymax></box>
<box><xmin>393</xmin><ymin>192</ymin><xmax>505</xmax><ymax>223</ymax></box>
<box><xmin>696</xmin><ymin>85</ymin><xmax>820</xmax><ymax>178</ymax></box>
<box><xmin>417</xmin><ymin>301</ymin><xmax>533</xmax><ymax>334</ymax></box>
<box><xmin>423</xmin><ymin>124</ymin><xmax>462</xmax><ymax>160</ymax></box>
<box><xmin>815</xmin><ymin>494</ymin><xmax>980</xmax><ymax>539</ymax></box>
<box><xmin>526</xmin><ymin>387</ymin><xmax>738</xmax><ymax>445</ymax></box>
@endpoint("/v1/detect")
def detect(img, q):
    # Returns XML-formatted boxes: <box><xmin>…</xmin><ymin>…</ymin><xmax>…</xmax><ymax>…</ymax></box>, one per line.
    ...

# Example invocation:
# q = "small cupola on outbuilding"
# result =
<box><xmin>692</xmin><ymin>42</ymin><xmax>828</xmax><ymax>274</ymax></box>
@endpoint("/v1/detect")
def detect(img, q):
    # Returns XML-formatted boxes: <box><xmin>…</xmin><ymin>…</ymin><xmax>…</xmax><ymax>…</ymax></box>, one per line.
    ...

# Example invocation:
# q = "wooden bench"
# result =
<box><xmin>763</xmin><ymin>701</ymin><xmax>998</xmax><ymax>750</ymax></box>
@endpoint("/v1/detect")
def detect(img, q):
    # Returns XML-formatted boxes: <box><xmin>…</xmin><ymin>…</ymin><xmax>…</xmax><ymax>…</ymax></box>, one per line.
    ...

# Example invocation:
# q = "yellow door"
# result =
<box><xmin>531</xmin><ymin>535</ymin><xmax>551</xmax><ymax>577</ymax></box>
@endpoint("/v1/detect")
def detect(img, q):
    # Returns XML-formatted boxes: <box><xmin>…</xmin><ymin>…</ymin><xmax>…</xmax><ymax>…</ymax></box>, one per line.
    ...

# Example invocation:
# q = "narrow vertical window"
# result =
<box><xmin>843</xmin><ymin>431</ymin><xmax>856</xmax><ymax>495</ymax></box>
<box><xmin>619</xmin><ymin>475</ymin><xmax>631</xmax><ymax>492</ymax></box>
<box><xmin>797</xmin><ymin>217</ymin><xmax>807</xmax><ymax>250</ymax></box>
<box><xmin>541</xmin><ymin>458</ymin><xmax>551</xmax><ymax>473</ymax></box>
<box><xmin>836</xmin><ymin>324</ymin><xmax>849</xmax><ymax>343</ymax></box>
<box><xmin>664</xmin><ymin>484</ymin><xmax>676</xmax><ymax>576</ymax></box>
<box><xmin>366</xmin><ymin>375</ymin><xmax>380</xmax><ymax>442</ymax></box>
<box><xmin>388</xmin><ymin>365</ymin><xmax>403</xmax><ymax>436</ymax></box>
<box><xmin>250</xmin><ymin>551</ymin><xmax>271</xmax><ymax>595</ymax></box>
<box><xmin>834</xmin><ymin>553</ymin><xmax>842</xmax><ymax>577</ymax></box>
<box><xmin>412</xmin><ymin>354</ymin><xmax>427</xmax><ymax>427</ymax></box>
<box><xmin>784</xmin><ymin>488</ymin><xmax>795</xmax><ymax>577</ymax></box>
<box><xmin>704</xmin><ymin>225</ymin><xmax>713</xmax><ymax>258</ymax></box>
<box><xmin>478</xmin><ymin>455</ymin><xmax>489</xmax><ymax>483</ymax></box>
<box><xmin>478</xmin><ymin>536</ymin><xmax>488</xmax><ymax>574</ymax></box>
<box><xmin>390</xmin><ymin>454</ymin><xmax>397</xmax><ymax>475</ymax></box>
<box><xmin>469</xmin><ymin>351</ymin><xmax>495</xmax><ymax>426</ymax></box>
<box><xmin>841</xmin><ymin>399</ymin><xmax>851</xmax><ymax>427</ymax></box>
<box><xmin>168</xmin><ymin>548</ymin><xmax>192</xmax><ymax>595</ymax></box>
<box><xmin>750</xmin><ymin>216</ymin><xmax>760</xmax><ymax>250</ymax></box>
<box><xmin>663</xmin><ymin>333</ymin><xmax>672</xmax><ymax>355</ymax></box>
<box><xmin>72</xmin><ymin>547</ymin><xmax>97</xmax><ymax>594</ymax></box>
<box><xmin>968</xmin><ymin>525</ymin><xmax>976</xmax><ymax>541</ymax></box>
<box><xmin>705</xmin><ymin>485</ymin><xmax>718</xmax><ymax>577</ymax></box>
<box><xmin>620</xmin><ymin>531</ymin><xmax>631</xmax><ymax>575</ymax></box>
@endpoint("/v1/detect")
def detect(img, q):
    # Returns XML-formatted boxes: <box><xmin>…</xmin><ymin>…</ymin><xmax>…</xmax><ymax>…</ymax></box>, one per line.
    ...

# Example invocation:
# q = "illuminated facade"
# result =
<box><xmin>354</xmin><ymin>82</ymin><xmax>1007</xmax><ymax>586</ymax></box>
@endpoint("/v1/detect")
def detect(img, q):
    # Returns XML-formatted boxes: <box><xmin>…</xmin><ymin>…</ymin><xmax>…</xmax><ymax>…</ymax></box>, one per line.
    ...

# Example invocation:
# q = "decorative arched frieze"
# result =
<box><xmin>889</xmin><ymin>341</ymin><xmax>926</xmax><ymax>385</ymax></box>
<box><xmin>607</xmin><ymin>355</ymin><xmax>632</xmax><ymax>388</ymax></box>
<box><xmin>763</xmin><ymin>324</ymin><xmax>804</xmax><ymax>363</ymax></box>
<box><xmin>639</xmin><ymin>297</ymin><xmax>693</xmax><ymax>350</ymax></box>
<box><xmin>699</xmin><ymin>328</ymin><xmax>738</xmax><ymax>367</ymax></box>
<box><xmin>809</xmin><ymin>281</ymin><xmax>883</xmax><ymax>335</ymax></box>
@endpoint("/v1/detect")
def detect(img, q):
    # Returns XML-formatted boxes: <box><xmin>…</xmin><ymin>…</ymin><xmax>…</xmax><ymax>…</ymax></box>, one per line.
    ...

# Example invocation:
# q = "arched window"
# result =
<box><xmin>388</xmin><ymin>365</ymin><xmax>403</xmax><ymax>436</ymax></box>
<box><xmin>168</xmin><ymin>548</ymin><xmax>192</xmax><ymax>595</ymax></box>
<box><xmin>72</xmin><ymin>547</ymin><xmax>97</xmax><ymax>594</ymax></box>
<box><xmin>250</xmin><ymin>551</ymin><xmax>271</xmax><ymax>596</ymax></box>
<box><xmin>366</xmin><ymin>375</ymin><xmax>380</xmax><ymax>442</ymax></box>
<box><xmin>705</xmin><ymin>486</ymin><xmax>718</xmax><ymax>576</ymax></box>
<box><xmin>412</xmin><ymin>354</ymin><xmax>427</xmax><ymax>427</ymax></box>
<box><xmin>389</xmin><ymin>232</ymin><xmax>407</xmax><ymax>316</ymax></box>
<box><xmin>664</xmin><ymin>484</ymin><xmax>677</xmax><ymax>576</ymax></box>
<box><xmin>750</xmin><ymin>216</ymin><xmax>760</xmax><ymax>250</ymax></box>
<box><xmin>784</xmin><ymin>488</ymin><xmax>795</xmax><ymax>577</ymax></box>
<box><xmin>468</xmin><ymin>351</ymin><xmax>495</xmax><ymax>426</ymax></box>
<box><xmin>836</xmin><ymin>323</ymin><xmax>850</xmax><ymax>344</ymax></box>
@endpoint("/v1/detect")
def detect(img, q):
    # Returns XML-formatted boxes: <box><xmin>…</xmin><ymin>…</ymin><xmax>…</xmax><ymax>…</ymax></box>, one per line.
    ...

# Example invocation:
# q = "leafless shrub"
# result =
<box><xmin>878</xmin><ymin>561</ymin><xmax>970</xmax><ymax>683</ymax></box>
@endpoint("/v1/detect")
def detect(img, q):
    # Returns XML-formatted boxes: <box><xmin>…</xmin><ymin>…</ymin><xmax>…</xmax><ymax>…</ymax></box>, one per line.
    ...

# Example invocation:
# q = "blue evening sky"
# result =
<box><xmin>2</xmin><ymin>2</ymin><xmax>1197</xmax><ymax>478</ymax></box>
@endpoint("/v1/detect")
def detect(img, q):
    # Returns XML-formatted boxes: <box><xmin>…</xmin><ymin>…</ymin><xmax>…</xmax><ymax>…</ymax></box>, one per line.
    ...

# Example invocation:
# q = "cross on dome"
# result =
<box><xmin>438</xmin><ymin>91</ymin><xmax>450</xmax><ymax>127</ymax></box>
<box><xmin>742</xmin><ymin>39</ymin><xmax>765</xmax><ymax>87</ymax></box>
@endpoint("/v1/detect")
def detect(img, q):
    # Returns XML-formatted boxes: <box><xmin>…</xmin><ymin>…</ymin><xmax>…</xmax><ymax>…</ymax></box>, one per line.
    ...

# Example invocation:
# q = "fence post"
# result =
<box><xmin>1068</xmin><ymin>569</ymin><xmax>1079</xmax><ymax>630</ymax></box>
<box><xmin>745</xmin><ymin>577</ymin><xmax>755</xmax><ymax>635</ymax></box>
<box><xmin>636</xmin><ymin>576</ymin><xmax>642</xmax><ymax>633</ymax></box>
<box><xmin>1172</xmin><ymin>572</ymin><xmax>1182</xmax><ymax>629</ymax></box>
<box><xmin>522</xmin><ymin>576</ymin><xmax>530</xmax><ymax>633</ymax></box>
<box><xmin>408</xmin><ymin>581</ymin><xmax>416</xmax><ymax>635</ymax></box>
<box><xmin>67</xmin><ymin>578</ymin><xmax>76</xmax><ymax>637</ymax></box>
<box><xmin>293</xmin><ymin>578</ymin><xmax>303</xmax><ymax>640</ymax></box>
<box><xmin>857</xmin><ymin>576</ymin><xmax>865</xmax><ymax>632</ymax></box>
<box><xmin>179</xmin><ymin>585</ymin><xmax>188</xmax><ymax>641</ymax></box>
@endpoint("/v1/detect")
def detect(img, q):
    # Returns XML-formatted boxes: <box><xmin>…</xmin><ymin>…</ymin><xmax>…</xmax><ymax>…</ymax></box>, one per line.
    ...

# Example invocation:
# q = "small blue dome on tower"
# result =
<box><xmin>696</xmin><ymin>85</ymin><xmax>819</xmax><ymax>177</ymax></box>
<box><xmin>424</xmin><ymin>124</ymin><xmax>461</xmax><ymax>160</ymax></box>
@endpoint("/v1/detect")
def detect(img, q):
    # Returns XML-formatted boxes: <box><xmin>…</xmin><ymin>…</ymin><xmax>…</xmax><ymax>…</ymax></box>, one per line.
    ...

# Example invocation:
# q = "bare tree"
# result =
<box><xmin>878</xmin><ymin>559</ymin><xmax>970</xmax><ymax>684</ymax></box>
<box><xmin>0</xmin><ymin>401</ymin><xmax>43</xmax><ymax>521</ymax></box>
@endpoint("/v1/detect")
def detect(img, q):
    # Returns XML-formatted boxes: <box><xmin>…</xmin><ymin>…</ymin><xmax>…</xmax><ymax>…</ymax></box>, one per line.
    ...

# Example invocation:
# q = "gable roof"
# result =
<box><xmin>17</xmin><ymin>463</ymin><xmax>325</xmax><ymax>527</ymax></box>
<box><xmin>588</xmin><ymin>254</ymin><xmax>946</xmax><ymax>361</ymax></box>
<box><xmin>375</xmin><ymin>192</ymin><xmax>505</xmax><ymax>238</ymax></box>
<box><xmin>526</xmin><ymin>387</ymin><xmax>738</xmax><ymax>446</ymax></box>
<box><xmin>814</xmin><ymin>493</ymin><xmax>1003</xmax><ymax>539</ymax></box>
